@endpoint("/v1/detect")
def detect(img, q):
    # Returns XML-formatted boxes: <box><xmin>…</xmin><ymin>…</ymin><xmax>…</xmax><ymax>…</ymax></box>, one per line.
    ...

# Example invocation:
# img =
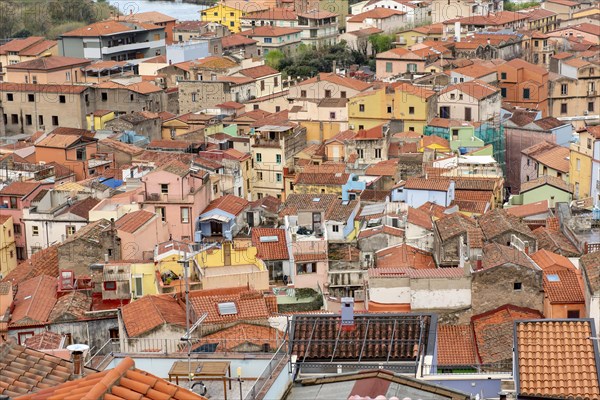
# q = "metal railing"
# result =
<box><xmin>245</xmin><ymin>341</ymin><xmax>289</xmax><ymax>400</ymax></box>
<box><xmin>422</xmin><ymin>361</ymin><xmax>513</xmax><ymax>376</ymax></box>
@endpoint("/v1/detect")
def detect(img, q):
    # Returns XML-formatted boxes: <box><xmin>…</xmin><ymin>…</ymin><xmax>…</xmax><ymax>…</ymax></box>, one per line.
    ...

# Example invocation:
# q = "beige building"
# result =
<box><xmin>240</xmin><ymin>26</ymin><xmax>302</xmax><ymax>57</ymax></box>
<box><xmin>232</xmin><ymin>64</ymin><xmax>284</xmax><ymax>99</ymax></box>
<box><xmin>541</xmin><ymin>0</ymin><xmax>584</xmax><ymax>21</ymax></box>
<box><xmin>0</xmin><ymin>83</ymin><xmax>93</xmax><ymax>134</ymax></box>
<box><xmin>0</xmin><ymin>36</ymin><xmax>58</xmax><ymax>79</ymax></box>
<box><xmin>430</xmin><ymin>0</ymin><xmax>503</xmax><ymax>24</ymax></box>
<box><xmin>0</xmin><ymin>215</ymin><xmax>18</xmax><ymax>279</ymax></box>
<box><xmin>548</xmin><ymin>55</ymin><xmax>600</xmax><ymax>118</ymax></box>
<box><xmin>4</xmin><ymin>56</ymin><xmax>91</xmax><ymax>84</ymax></box>
<box><xmin>288</xmin><ymin>72</ymin><xmax>372</xmax><ymax>100</ymax></box>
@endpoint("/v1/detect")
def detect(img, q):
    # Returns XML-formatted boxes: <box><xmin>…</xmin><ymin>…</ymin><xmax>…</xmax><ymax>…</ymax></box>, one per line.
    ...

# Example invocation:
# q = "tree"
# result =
<box><xmin>265</xmin><ymin>50</ymin><xmax>285</xmax><ymax>70</ymax></box>
<box><xmin>369</xmin><ymin>33</ymin><xmax>395</xmax><ymax>55</ymax></box>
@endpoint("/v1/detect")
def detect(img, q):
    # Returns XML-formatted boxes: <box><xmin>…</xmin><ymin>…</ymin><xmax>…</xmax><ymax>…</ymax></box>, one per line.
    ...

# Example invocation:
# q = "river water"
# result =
<box><xmin>107</xmin><ymin>0</ymin><xmax>206</xmax><ymax>21</ymax></box>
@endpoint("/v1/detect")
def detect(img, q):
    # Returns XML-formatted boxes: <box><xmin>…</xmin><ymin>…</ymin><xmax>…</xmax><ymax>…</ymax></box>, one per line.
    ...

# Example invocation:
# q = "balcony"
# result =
<box><xmin>252</xmin><ymin>139</ymin><xmax>281</xmax><ymax>148</ymax></box>
<box><xmin>143</xmin><ymin>192</ymin><xmax>196</xmax><ymax>203</ymax></box>
<box><xmin>588</xmin><ymin>90</ymin><xmax>597</xmax><ymax>97</ymax></box>
<box><xmin>101</xmin><ymin>39</ymin><xmax>165</xmax><ymax>54</ymax></box>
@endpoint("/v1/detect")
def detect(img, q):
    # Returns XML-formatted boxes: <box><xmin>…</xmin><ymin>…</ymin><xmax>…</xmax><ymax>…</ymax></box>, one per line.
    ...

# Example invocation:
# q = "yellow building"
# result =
<box><xmin>200</xmin><ymin>1</ymin><xmax>267</xmax><ymax>33</ymax></box>
<box><xmin>392</xmin><ymin>83</ymin><xmax>436</xmax><ymax>134</ymax></box>
<box><xmin>570</xmin><ymin>129</ymin><xmax>594</xmax><ymax>200</ymax></box>
<box><xmin>87</xmin><ymin>110</ymin><xmax>115</xmax><ymax>130</ymax></box>
<box><xmin>197</xmin><ymin>241</ymin><xmax>269</xmax><ymax>290</ymax></box>
<box><xmin>0</xmin><ymin>215</ymin><xmax>18</xmax><ymax>278</ymax></box>
<box><xmin>130</xmin><ymin>261</ymin><xmax>159</xmax><ymax>298</ymax></box>
<box><xmin>396</xmin><ymin>24</ymin><xmax>444</xmax><ymax>47</ymax></box>
<box><xmin>347</xmin><ymin>88</ymin><xmax>393</xmax><ymax>131</ymax></box>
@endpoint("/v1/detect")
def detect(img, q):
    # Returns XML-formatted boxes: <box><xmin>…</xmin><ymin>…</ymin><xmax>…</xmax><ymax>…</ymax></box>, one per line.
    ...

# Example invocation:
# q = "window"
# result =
<box><xmin>341</xmin><ymin>91</ymin><xmax>346</xmax><ymax>98</ymax></box>
<box><xmin>103</xmin><ymin>281</ymin><xmax>117</xmax><ymax>291</ymax></box>
<box><xmin>213</xmin><ymin>183</ymin><xmax>218</xmax><ymax>194</ymax></box>
<box><xmin>160</xmin><ymin>183</ymin><xmax>169</xmax><ymax>194</ymax></box>
<box><xmin>324</xmin><ymin>89</ymin><xmax>331</xmax><ymax>98</ymax></box>
<box><xmin>52</xmin><ymin>116</ymin><xmax>59</xmax><ymax>126</ymax></box>
<box><xmin>567</xmin><ymin>310</ymin><xmax>580</xmax><ymax>318</ymax></box>
<box><xmin>357</xmin><ymin>149</ymin><xmax>364</xmax><ymax>159</ymax></box>
<box><xmin>408</xmin><ymin>106</ymin><xmax>415</xmax><ymax>114</ymax></box>
<box><xmin>276</xmin><ymin>173</ymin><xmax>282</xmax><ymax>182</ymax></box>
<box><xmin>28</xmin><ymin>94</ymin><xmax>34</xmax><ymax>102</ymax></box>
<box><xmin>589</xmin><ymin>102</ymin><xmax>595</xmax><ymax>112</ymax></box>
<box><xmin>76</xmin><ymin>148</ymin><xmax>85</xmax><ymax>160</ymax></box>
<box><xmin>523</xmin><ymin>88</ymin><xmax>530</xmax><ymax>99</ymax></box>
<box><xmin>576</xmin><ymin>158</ymin><xmax>581</xmax><ymax>171</ymax></box>
<box><xmin>276</xmin><ymin>154</ymin><xmax>281</xmax><ymax>164</ymax></box>
<box><xmin>133</xmin><ymin>276</ymin><xmax>143</xmax><ymax>297</ymax></box>
<box><xmin>300</xmin><ymin>90</ymin><xmax>307</xmax><ymax>97</ymax></box>
<box><xmin>260</xmin><ymin>80</ymin><xmax>265</xmax><ymax>91</ymax></box>
<box><xmin>452</xmin><ymin>129</ymin><xmax>459</xmax><ymax>140</ymax></box>
<box><xmin>407</xmin><ymin>63</ymin><xmax>417</xmax><ymax>73</ymax></box>
<box><xmin>101</xmin><ymin>92</ymin><xmax>108</xmax><ymax>101</ymax></box>
<box><xmin>59</xmin><ymin>95</ymin><xmax>66</xmax><ymax>103</ymax></box>
<box><xmin>514</xmin><ymin>282</ymin><xmax>522</xmax><ymax>291</ymax></box>
<box><xmin>66</xmin><ymin>71</ymin><xmax>71</xmax><ymax>81</ymax></box>
<box><xmin>191</xmin><ymin>93</ymin><xmax>197</xmax><ymax>102</ymax></box>
<box><xmin>66</xmin><ymin>226</ymin><xmax>76</xmax><ymax>236</ymax></box>
<box><xmin>273</xmin><ymin>76</ymin><xmax>279</xmax><ymax>87</ymax></box>
<box><xmin>358</xmin><ymin>125</ymin><xmax>364</xmax><ymax>130</ymax></box>
<box><xmin>156</xmin><ymin>207</ymin><xmax>166</xmax><ymax>222</ymax></box>
<box><xmin>374</xmin><ymin>148</ymin><xmax>382</xmax><ymax>158</ymax></box>
<box><xmin>181</xmin><ymin>207</ymin><xmax>190</xmax><ymax>223</ymax></box>
<box><xmin>501</xmin><ymin>72</ymin><xmax>507</xmax><ymax>80</ymax></box>
<box><xmin>257</xmin><ymin>192</ymin><xmax>263</xmax><ymax>199</ymax></box>
<box><xmin>11</xmin><ymin>114</ymin><xmax>18</xmax><ymax>124</ymax></box>
<box><xmin>534</xmin><ymin>40</ymin><xmax>539</xmax><ymax>47</ymax></box>
<box><xmin>13</xmin><ymin>224</ymin><xmax>21</xmax><ymax>234</ymax></box>
<box><xmin>359</xmin><ymin>104</ymin><xmax>365</xmax><ymax>112</ymax></box>
<box><xmin>501</xmin><ymin>87</ymin><xmax>506</xmax><ymax>98</ymax></box>
<box><xmin>25</xmin><ymin>114</ymin><xmax>32</xmax><ymax>125</ymax></box>
<box><xmin>332</xmin><ymin>225</ymin><xmax>339</xmax><ymax>232</ymax></box>
<box><xmin>560</xmin><ymin>103</ymin><xmax>568</xmax><ymax>114</ymax></box>
<box><xmin>561</xmin><ymin>84</ymin><xmax>568</xmax><ymax>95</ymax></box>
<box><xmin>256</xmin><ymin>153</ymin><xmax>262</xmax><ymax>162</ymax></box>
<box><xmin>6</xmin><ymin>93</ymin><xmax>13</xmax><ymax>101</ymax></box>
<box><xmin>328</xmin><ymin>111</ymin><xmax>336</xmax><ymax>119</ymax></box>
<box><xmin>297</xmin><ymin>262</ymin><xmax>316</xmax><ymax>274</ymax></box>
<box><xmin>257</xmin><ymin>172</ymin><xmax>263</xmax><ymax>180</ymax></box>
<box><xmin>264</xmin><ymin>37</ymin><xmax>272</xmax><ymax>43</ymax></box>
<box><xmin>386</xmin><ymin>62</ymin><xmax>392</xmax><ymax>73</ymax></box>
<box><xmin>464</xmin><ymin>107</ymin><xmax>472</xmax><ymax>121</ymax></box>
<box><xmin>387</xmin><ymin>106</ymin><xmax>392</xmax><ymax>113</ymax></box>
<box><xmin>32</xmin><ymin>226</ymin><xmax>39</xmax><ymax>236</ymax></box>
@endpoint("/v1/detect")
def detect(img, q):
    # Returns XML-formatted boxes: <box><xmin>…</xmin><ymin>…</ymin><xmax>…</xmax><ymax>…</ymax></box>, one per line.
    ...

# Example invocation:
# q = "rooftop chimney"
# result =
<box><xmin>67</xmin><ymin>344</ymin><xmax>89</xmax><ymax>378</ymax></box>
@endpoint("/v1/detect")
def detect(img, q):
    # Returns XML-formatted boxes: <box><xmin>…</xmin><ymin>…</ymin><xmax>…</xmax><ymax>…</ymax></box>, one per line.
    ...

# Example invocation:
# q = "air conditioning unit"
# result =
<box><xmin>349</xmin><ymin>124</ymin><xmax>355</xmax><ymax>130</ymax></box>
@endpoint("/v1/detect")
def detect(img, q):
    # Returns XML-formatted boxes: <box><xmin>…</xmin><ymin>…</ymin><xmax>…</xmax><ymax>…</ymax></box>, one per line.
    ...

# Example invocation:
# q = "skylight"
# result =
<box><xmin>259</xmin><ymin>235</ymin><xmax>279</xmax><ymax>243</ymax></box>
<box><xmin>547</xmin><ymin>274</ymin><xmax>560</xmax><ymax>282</ymax></box>
<box><xmin>217</xmin><ymin>302</ymin><xmax>238</xmax><ymax>316</ymax></box>
<box><xmin>312</xmin><ymin>198</ymin><xmax>320</xmax><ymax>202</ymax></box>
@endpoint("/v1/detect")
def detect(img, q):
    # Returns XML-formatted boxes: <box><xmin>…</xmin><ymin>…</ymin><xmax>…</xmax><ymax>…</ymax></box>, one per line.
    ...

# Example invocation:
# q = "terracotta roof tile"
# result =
<box><xmin>479</xmin><ymin>242</ymin><xmax>537</xmax><ymax>271</ymax></box>
<box><xmin>6</xmin><ymin>56</ymin><xmax>90</xmax><ymax>71</ymax></box>
<box><xmin>252</xmin><ymin>228</ymin><xmax>289</xmax><ymax>260</ymax></box>
<box><xmin>221</xmin><ymin>34</ymin><xmax>258</xmax><ymax>48</ymax></box>
<box><xmin>295</xmin><ymin>172</ymin><xmax>349</xmax><ymax>185</ymax></box>
<box><xmin>279</xmin><ymin>193</ymin><xmax>338</xmax><ymax>217</ymax></box>
<box><xmin>393</xmin><ymin>82</ymin><xmax>436</xmax><ymax>99</ymax></box>
<box><xmin>365</xmin><ymin>159</ymin><xmax>398</xmax><ymax>177</ymax></box>
<box><xmin>202</xmin><ymin>194</ymin><xmax>249</xmax><ymax>216</ymax></box>
<box><xmin>453</xmin><ymin>199</ymin><xmax>489</xmax><ymax>214</ymax></box>
<box><xmin>115</xmin><ymin>210</ymin><xmax>156</xmax><ymax>234</ymax></box>
<box><xmin>404</xmin><ymin>177</ymin><xmax>451</xmax><ymax>191</ymax></box>
<box><xmin>194</xmin><ymin>323</ymin><xmax>280</xmax><ymax>352</ymax></box>
<box><xmin>121</xmin><ymin>295</ymin><xmax>187</xmax><ymax>337</ymax></box>
<box><xmin>347</xmin><ymin>8</ymin><xmax>405</xmax><ymax>22</ymax></box>
<box><xmin>2</xmin><ymin>245</ymin><xmax>59</xmax><ymax>285</ymax></box>
<box><xmin>376</xmin><ymin>244</ymin><xmax>435</xmax><ymax>269</ymax></box>
<box><xmin>543</xmin><ymin>269</ymin><xmax>585</xmax><ymax>303</ymax></box>
<box><xmin>14</xmin><ymin>357</ymin><xmax>206</xmax><ymax>400</ymax></box>
<box><xmin>62</xmin><ymin>20</ymin><xmax>160</xmax><ymax>37</ymax></box>
<box><xmin>9</xmin><ymin>275</ymin><xmax>57</xmax><ymax>327</ymax></box>
<box><xmin>418</xmin><ymin>201</ymin><xmax>450</xmax><ymax>219</ymax></box>
<box><xmin>0</xmin><ymin>340</ymin><xmax>96</xmax><ymax>398</ymax></box>
<box><xmin>48</xmin><ymin>291</ymin><xmax>92</xmax><ymax>323</ymax></box>
<box><xmin>296</xmin><ymin>72</ymin><xmax>372</xmax><ymax>92</ymax></box>
<box><xmin>478</xmin><ymin>208</ymin><xmax>534</xmax><ymax>242</ymax></box>
<box><xmin>95</xmin><ymin>80</ymin><xmax>163</xmax><ymax>95</ymax></box>
<box><xmin>439</xmin><ymin>79</ymin><xmax>500</xmax><ymax>100</ymax></box>
<box><xmin>238</xmin><ymin>65</ymin><xmax>278</xmax><ymax>79</ymax></box>
<box><xmin>188</xmin><ymin>287</ymin><xmax>271</xmax><ymax>324</ymax></box>
<box><xmin>23</xmin><ymin>331</ymin><xmax>65</xmax><ymax>350</ymax></box>
<box><xmin>532</xmin><ymin>227</ymin><xmax>581</xmax><ymax>257</ymax></box>
<box><xmin>516</xmin><ymin>320</ymin><xmax>600</xmax><ymax>398</ymax></box>
<box><xmin>407</xmin><ymin>207</ymin><xmax>432</xmax><ymax>230</ymax></box>
<box><xmin>0</xmin><ymin>36</ymin><xmax>47</xmax><ymax>54</ymax></box>
<box><xmin>437</xmin><ymin>325</ymin><xmax>478</xmax><ymax>366</ymax></box>
<box><xmin>529</xmin><ymin>145</ymin><xmax>570</xmax><ymax>173</ymax></box>
<box><xmin>472</xmin><ymin>305</ymin><xmax>542</xmax><ymax>364</ymax></box>
<box><xmin>506</xmin><ymin>200</ymin><xmax>549</xmax><ymax>218</ymax></box>
<box><xmin>434</xmin><ymin>212</ymin><xmax>476</xmax><ymax>241</ymax></box>
<box><xmin>358</xmin><ymin>225</ymin><xmax>404</xmax><ymax>239</ymax></box>
<box><xmin>0</xmin><ymin>181</ymin><xmax>41</xmax><ymax>196</ymax></box>
<box><xmin>58</xmin><ymin>197</ymin><xmax>100</xmax><ymax>220</ymax></box>
<box><xmin>368</xmin><ymin>266</ymin><xmax>465</xmax><ymax>278</ymax></box>
<box><xmin>520</xmin><ymin>175</ymin><xmax>572</xmax><ymax>194</ymax></box>
<box><xmin>99</xmin><ymin>138</ymin><xmax>144</xmax><ymax>155</ymax></box>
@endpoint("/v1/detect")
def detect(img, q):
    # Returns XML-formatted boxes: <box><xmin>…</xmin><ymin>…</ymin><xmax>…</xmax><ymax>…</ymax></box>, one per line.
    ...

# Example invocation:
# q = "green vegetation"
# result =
<box><xmin>503</xmin><ymin>1</ymin><xmax>540</xmax><ymax>11</ymax></box>
<box><xmin>369</xmin><ymin>33</ymin><xmax>396</xmax><ymax>55</ymax></box>
<box><xmin>0</xmin><ymin>0</ymin><xmax>117</xmax><ymax>39</ymax></box>
<box><xmin>274</xmin><ymin>41</ymin><xmax>367</xmax><ymax>79</ymax></box>
<box><xmin>265</xmin><ymin>50</ymin><xmax>286</xmax><ymax>70</ymax></box>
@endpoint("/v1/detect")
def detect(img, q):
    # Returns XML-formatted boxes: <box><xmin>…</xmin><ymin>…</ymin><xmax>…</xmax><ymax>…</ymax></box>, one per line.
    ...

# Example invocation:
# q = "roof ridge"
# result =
<box><xmin>82</xmin><ymin>357</ymin><xmax>135</xmax><ymax>399</ymax></box>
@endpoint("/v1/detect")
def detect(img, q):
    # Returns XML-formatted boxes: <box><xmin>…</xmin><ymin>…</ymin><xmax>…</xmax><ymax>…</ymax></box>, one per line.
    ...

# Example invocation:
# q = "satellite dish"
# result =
<box><xmin>67</xmin><ymin>344</ymin><xmax>90</xmax><ymax>352</ymax></box>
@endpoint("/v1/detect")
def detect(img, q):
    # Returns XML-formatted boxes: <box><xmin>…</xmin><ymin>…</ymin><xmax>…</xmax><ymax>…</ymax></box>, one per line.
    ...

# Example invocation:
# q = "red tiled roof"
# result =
<box><xmin>295</xmin><ymin>172</ymin><xmax>349</xmax><ymax>185</ymax></box>
<box><xmin>478</xmin><ymin>208</ymin><xmax>534</xmax><ymax>242</ymax></box>
<box><xmin>543</xmin><ymin>269</ymin><xmax>585</xmax><ymax>304</ymax></box>
<box><xmin>295</xmin><ymin>72</ymin><xmax>372</xmax><ymax>92</ymax></box>
<box><xmin>95</xmin><ymin>80</ymin><xmax>163</xmax><ymax>94</ymax></box>
<box><xmin>202</xmin><ymin>194</ymin><xmax>249</xmax><ymax>216</ymax></box>
<box><xmin>506</xmin><ymin>200</ymin><xmax>549</xmax><ymax>218</ymax></box>
<box><xmin>365</xmin><ymin>159</ymin><xmax>398</xmax><ymax>177</ymax></box>
<box><xmin>195</xmin><ymin>323</ymin><xmax>280</xmax><ymax>352</ymax></box>
<box><xmin>188</xmin><ymin>287</ymin><xmax>271</xmax><ymax>324</ymax></box>
<box><xmin>121</xmin><ymin>295</ymin><xmax>187</xmax><ymax>337</ymax></box>
<box><xmin>368</xmin><ymin>267</ymin><xmax>465</xmax><ymax>278</ymax></box>
<box><xmin>358</xmin><ymin>225</ymin><xmax>404</xmax><ymax>239</ymax></box>
<box><xmin>437</xmin><ymin>325</ymin><xmax>478</xmax><ymax>366</ymax></box>
<box><xmin>115</xmin><ymin>210</ymin><xmax>155</xmax><ymax>234</ymax></box>
<box><xmin>434</xmin><ymin>212</ymin><xmax>476</xmax><ymax>241</ymax></box>
<box><xmin>3</xmin><ymin>245</ymin><xmax>59</xmax><ymax>285</ymax></box>
<box><xmin>252</xmin><ymin>228</ymin><xmax>289</xmax><ymax>260</ymax></box>
<box><xmin>404</xmin><ymin>177</ymin><xmax>451</xmax><ymax>191</ymax></box>
<box><xmin>407</xmin><ymin>207</ymin><xmax>432</xmax><ymax>230</ymax></box>
<box><xmin>6</xmin><ymin>56</ymin><xmax>90</xmax><ymax>71</ymax></box>
<box><xmin>221</xmin><ymin>34</ymin><xmax>258</xmax><ymax>48</ymax></box>
<box><xmin>10</xmin><ymin>275</ymin><xmax>57</xmax><ymax>327</ymax></box>
<box><xmin>62</xmin><ymin>20</ymin><xmax>160</xmax><ymax>37</ymax></box>
<box><xmin>472</xmin><ymin>305</ymin><xmax>542</xmax><ymax>364</ymax></box>
<box><xmin>439</xmin><ymin>79</ymin><xmax>499</xmax><ymax>100</ymax></box>
<box><xmin>347</xmin><ymin>8</ymin><xmax>405</xmax><ymax>22</ymax></box>
<box><xmin>23</xmin><ymin>331</ymin><xmax>65</xmax><ymax>350</ymax></box>
<box><xmin>516</xmin><ymin>320</ymin><xmax>600</xmax><ymax>398</ymax></box>
<box><xmin>530</xmin><ymin>249</ymin><xmax>576</xmax><ymax>271</ymax></box>
<box><xmin>238</xmin><ymin>65</ymin><xmax>279</xmax><ymax>78</ymax></box>
<box><xmin>0</xmin><ymin>181</ymin><xmax>40</xmax><ymax>196</ymax></box>
<box><xmin>479</xmin><ymin>243</ymin><xmax>537</xmax><ymax>271</ymax></box>
<box><xmin>59</xmin><ymin>197</ymin><xmax>100</xmax><ymax>220</ymax></box>
<box><xmin>14</xmin><ymin>357</ymin><xmax>206</xmax><ymax>400</ymax></box>
<box><xmin>532</xmin><ymin>227</ymin><xmax>581</xmax><ymax>257</ymax></box>
<box><xmin>376</xmin><ymin>244</ymin><xmax>435</xmax><ymax>269</ymax></box>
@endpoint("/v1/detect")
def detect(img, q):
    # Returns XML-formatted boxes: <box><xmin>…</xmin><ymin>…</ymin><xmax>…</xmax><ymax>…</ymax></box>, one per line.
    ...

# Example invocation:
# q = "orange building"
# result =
<box><xmin>530</xmin><ymin>249</ymin><xmax>586</xmax><ymax>319</ymax></box>
<box><xmin>497</xmin><ymin>59</ymin><xmax>549</xmax><ymax>116</ymax></box>
<box><xmin>35</xmin><ymin>130</ymin><xmax>109</xmax><ymax>181</ymax></box>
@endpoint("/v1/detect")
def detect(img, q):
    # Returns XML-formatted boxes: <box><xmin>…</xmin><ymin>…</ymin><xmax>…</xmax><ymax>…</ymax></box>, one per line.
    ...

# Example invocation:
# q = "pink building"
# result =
<box><xmin>138</xmin><ymin>159</ymin><xmax>210</xmax><ymax>242</ymax></box>
<box><xmin>115</xmin><ymin>209</ymin><xmax>170</xmax><ymax>260</ymax></box>
<box><xmin>0</xmin><ymin>181</ymin><xmax>52</xmax><ymax>260</ymax></box>
<box><xmin>293</xmin><ymin>239</ymin><xmax>328</xmax><ymax>290</ymax></box>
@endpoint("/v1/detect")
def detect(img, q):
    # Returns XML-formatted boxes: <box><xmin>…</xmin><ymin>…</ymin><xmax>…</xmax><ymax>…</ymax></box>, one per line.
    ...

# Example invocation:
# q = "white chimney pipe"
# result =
<box><xmin>455</xmin><ymin>22</ymin><xmax>461</xmax><ymax>42</ymax></box>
